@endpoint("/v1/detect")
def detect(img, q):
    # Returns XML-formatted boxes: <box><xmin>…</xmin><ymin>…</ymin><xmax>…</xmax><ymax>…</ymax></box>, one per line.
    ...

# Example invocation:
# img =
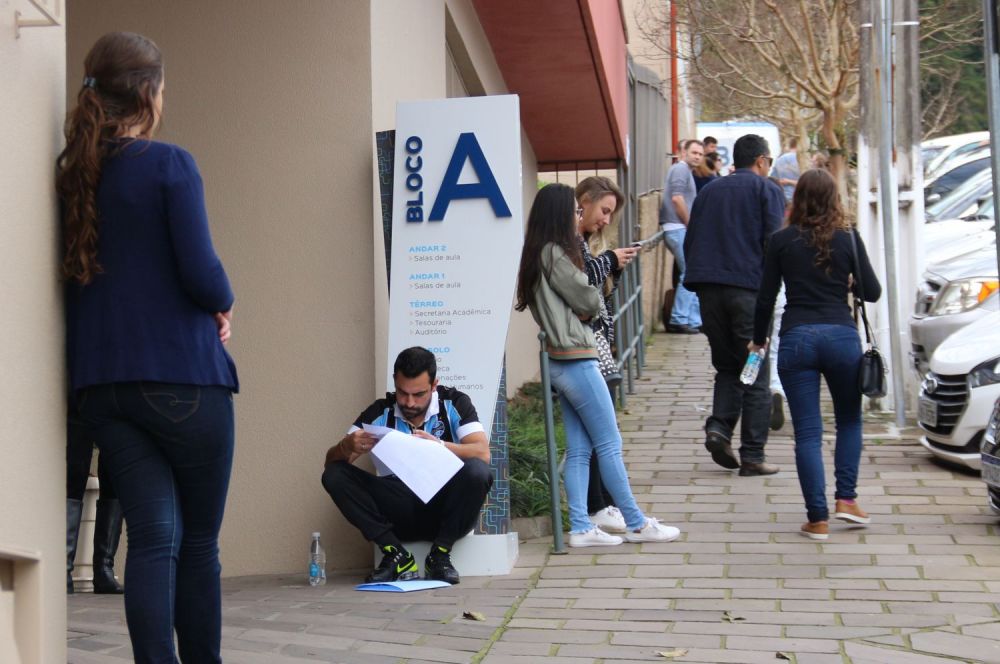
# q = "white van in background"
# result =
<box><xmin>695</xmin><ymin>121</ymin><xmax>782</xmax><ymax>168</ymax></box>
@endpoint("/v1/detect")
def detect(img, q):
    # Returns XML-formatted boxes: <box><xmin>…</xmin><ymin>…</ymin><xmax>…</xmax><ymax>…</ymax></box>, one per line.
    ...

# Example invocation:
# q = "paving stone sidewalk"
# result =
<box><xmin>69</xmin><ymin>332</ymin><xmax>1000</xmax><ymax>663</ymax></box>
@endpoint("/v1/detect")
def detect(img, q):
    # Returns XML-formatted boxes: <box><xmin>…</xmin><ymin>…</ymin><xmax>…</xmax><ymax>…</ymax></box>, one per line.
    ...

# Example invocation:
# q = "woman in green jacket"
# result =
<box><xmin>516</xmin><ymin>184</ymin><xmax>680</xmax><ymax>547</ymax></box>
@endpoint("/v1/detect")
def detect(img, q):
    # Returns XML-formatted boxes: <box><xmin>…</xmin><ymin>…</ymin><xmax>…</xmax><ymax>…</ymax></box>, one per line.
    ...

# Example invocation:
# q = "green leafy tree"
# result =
<box><xmin>920</xmin><ymin>0</ymin><xmax>986</xmax><ymax>138</ymax></box>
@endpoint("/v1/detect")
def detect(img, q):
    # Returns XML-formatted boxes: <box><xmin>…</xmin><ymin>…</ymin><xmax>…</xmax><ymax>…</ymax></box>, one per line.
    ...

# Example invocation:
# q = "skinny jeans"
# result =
<box><xmin>777</xmin><ymin>324</ymin><xmax>863</xmax><ymax>523</ymax></box>
<box><xmin>550</xmin><ymin>358</ymin><xmax>646</xmax><ymax>533</ymax></box>
<box><xmin>76</xmin><ymin>381</ymin><xmax>234</xmax><ymax>664</ymax></box>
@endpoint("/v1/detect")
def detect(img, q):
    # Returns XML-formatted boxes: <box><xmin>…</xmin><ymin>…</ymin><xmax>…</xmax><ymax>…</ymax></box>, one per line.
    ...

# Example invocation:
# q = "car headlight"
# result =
<box><xmin>968</xmin><ymin>357</ymin><xmax>1000</xmax><ymax>389</ymax></box>
<box><xmin>930</xmin><ymin>278</ymin><xmax>999</xmax><ymax>316</ymax></box>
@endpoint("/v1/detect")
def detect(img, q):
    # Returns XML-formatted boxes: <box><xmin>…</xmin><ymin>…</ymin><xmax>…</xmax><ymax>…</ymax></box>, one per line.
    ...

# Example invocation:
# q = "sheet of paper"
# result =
<box><xmin>361</xmin><ymin>424</ymin><xmax>395</xmax><ymax>475</ymax></box>
<box><xmin>355</xmin><ymin>579</ymin><xmax>450</xmax><ymax>592</ymax></box>
<box><xmin>362</xmin><ymin>423</ymin><xmax>395</xmax><ymax>439</ymax></box>
<box><xmin>369</xmin><ymin>429</ymin><xmax>463</xmax><ymax>503</ymax></box>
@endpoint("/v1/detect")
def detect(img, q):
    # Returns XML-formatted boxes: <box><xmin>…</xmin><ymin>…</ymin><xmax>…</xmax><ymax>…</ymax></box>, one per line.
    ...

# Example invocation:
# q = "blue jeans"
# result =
<box><xmin>76</xmin><ymin>382</ymin><xmax>235</xmax><ymax>664</ymax></box>
<box><xmin>777</xmin><ymin>325</ymin><xmax>863</xmax><ymax>523</ymax></box>
<box><xmin>549</xmin><ymin>358</ymin><xmax>646</xmax><ymax>532</ymax></box>
<box><xmin>662</xmin><ymin>227</ymin><xmax>702</xmax><ymax>327</ymax></box>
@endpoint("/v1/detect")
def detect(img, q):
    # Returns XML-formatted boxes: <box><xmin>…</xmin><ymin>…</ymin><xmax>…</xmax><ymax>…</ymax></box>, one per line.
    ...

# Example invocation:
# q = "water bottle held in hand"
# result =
<box><xmin>740</xmin><ymin>349</ymin><xmax>766</xmax><ymax>385</ymax></box>
<box><xmin>308</xmin><ymin>532</ymin><xmax>327</xmax><ymax>587</ymax></box>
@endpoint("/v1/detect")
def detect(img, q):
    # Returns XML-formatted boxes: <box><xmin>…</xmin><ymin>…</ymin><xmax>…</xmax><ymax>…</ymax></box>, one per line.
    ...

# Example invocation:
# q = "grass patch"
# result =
<box><xmin>507</xmin><ymin>382</ymin><xmax>566</xmax><ymax>518</ymax></box>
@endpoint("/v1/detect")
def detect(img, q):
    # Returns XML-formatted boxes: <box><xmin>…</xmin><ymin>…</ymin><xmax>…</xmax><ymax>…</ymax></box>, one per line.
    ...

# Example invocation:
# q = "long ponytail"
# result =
<box><xmin>57</xmin><ymin>86</ymin><xmax>108</xmax><ymax>284</ymax></box>
<box><xmin>56</xmin><ymin>32</ymin><xmax>163</xmax><ymax>285</ymax></box>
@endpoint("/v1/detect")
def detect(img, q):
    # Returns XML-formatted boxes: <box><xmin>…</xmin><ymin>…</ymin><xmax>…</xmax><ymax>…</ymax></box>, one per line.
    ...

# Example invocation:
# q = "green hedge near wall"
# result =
<box><xmin>507</xmin><ymin>382</ymin><xmax>566</xmax><ymax>518</ymax></box>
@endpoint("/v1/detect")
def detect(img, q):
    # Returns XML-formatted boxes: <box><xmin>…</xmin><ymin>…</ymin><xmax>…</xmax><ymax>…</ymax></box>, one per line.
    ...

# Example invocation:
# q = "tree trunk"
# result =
<box><xmin>821</xmin><ymin>104</ymin><xmax>849</xmax><ymax>204</ymax></box>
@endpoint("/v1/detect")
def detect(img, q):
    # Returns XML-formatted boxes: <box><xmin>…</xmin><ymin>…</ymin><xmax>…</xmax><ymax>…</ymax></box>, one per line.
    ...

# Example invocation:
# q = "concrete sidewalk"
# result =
<box><xmin>69</xmin><ymin>332</ymin><xmax>1000</xmax><ymax>663</ymax></box>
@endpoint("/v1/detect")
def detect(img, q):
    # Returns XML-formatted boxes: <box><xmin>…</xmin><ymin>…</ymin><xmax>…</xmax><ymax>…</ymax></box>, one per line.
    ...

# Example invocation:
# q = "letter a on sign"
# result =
<box><xmin>428</xmin><ymin>133</ymin><xmax>513</xmax><ymax>221</ymax></box>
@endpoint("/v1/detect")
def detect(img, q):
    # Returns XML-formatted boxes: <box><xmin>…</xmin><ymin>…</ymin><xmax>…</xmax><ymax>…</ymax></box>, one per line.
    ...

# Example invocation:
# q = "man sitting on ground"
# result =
<box><xmin>321</xmin><ymin>346</ymin><xmax>492</xmax><ymax>585</ymax></box>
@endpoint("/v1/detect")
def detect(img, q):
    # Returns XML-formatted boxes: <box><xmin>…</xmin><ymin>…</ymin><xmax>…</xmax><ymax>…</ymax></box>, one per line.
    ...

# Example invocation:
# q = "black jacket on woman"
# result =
<box><xmin>753</xmin><ymin>226</ymin><xmax>881</xmax><ymax>345</ymax></box>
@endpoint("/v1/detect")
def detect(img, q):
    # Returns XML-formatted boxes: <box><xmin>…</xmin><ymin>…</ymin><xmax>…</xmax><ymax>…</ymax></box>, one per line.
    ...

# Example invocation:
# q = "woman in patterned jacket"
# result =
<box><xmin>572</xmin><ymin>176</ymin><xmax>638</xmax><ymax>538</ymax></box>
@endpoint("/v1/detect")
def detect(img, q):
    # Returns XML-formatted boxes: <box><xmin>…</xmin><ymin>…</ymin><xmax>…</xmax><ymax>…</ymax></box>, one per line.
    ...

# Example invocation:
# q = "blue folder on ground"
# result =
<box><xmin>355</xmin><ymin>579</ymin><xmax>450</xmax><ymax>592</ymax></box>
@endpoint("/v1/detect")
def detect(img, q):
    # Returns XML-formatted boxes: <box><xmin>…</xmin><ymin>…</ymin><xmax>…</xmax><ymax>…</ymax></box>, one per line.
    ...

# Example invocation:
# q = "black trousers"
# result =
<box><xmin>586</xmin><ymin>382</ymin><xmax>618</xmax><ymax>514</ymax></box>
<box><xmin>587</xmin><ymin>451</ymin><xmax>614</xmax><ymax>513</ymax></box>
<box><xmin>67</xmin><ymin>411</ymin><xmax>115</xmax><ymax>501</ymax></box>
<box><xmin>696</xmin><ymin>284</ymin><xmax>771</xmax><ymax>463</ymax></box>
<box><xmin>321</xmin><ymin>458</ymin><xmax>493</xmax><ymax>551</ymax></box>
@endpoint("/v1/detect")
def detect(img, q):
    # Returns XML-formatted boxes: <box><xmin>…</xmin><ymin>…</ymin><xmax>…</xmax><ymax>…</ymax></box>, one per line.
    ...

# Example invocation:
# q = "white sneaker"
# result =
<box><xmin>589</xmin><ymin>506</ymin><xmax>627</xmax><ymax>533</ymax></box>
<box><xmin>624</xmin><ymin>518</ymin><xmax>680</xmax><ymax>543</ymax></box>
<box><xmin>568</xmin><ymin>527</ymin><xmax>624</xmax><ymax>547</ymax></box>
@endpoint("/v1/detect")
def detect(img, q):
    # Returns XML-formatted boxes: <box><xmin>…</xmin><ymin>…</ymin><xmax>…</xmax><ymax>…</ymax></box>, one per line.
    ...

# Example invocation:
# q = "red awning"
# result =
<box><xmin>473</xmin><ymin>0</ymin><xmax>628</xmax><ymax>169</ymax></box>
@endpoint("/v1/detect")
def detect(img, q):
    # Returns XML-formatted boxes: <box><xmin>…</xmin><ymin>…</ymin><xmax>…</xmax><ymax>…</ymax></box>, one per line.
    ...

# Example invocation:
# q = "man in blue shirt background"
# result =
<box><xmin>659</xmin><ymin>139</ymin><xmax>704</xmax><ymax>334</ymax></box>
<box><xmin>683</xmin><ymin>134</ymin><xmax>786</xmax><ymax>478</ymax></box>
<box><xmin>771</xmin><ymin>137</ymin><xmax>801</xmax><ymax>204</ymax></box>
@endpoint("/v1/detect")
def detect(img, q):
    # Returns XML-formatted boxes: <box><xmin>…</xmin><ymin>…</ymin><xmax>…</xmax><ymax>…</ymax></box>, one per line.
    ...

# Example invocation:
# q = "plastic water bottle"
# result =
<box><xmin>308</xmin><ymin>532</ymin><xmax>326</xmax><ymax>587</ymax></box>
<box><xmin>740</xmin><ymin>349</ymin><xmax>766</xmax><ymax>385</ymax></box>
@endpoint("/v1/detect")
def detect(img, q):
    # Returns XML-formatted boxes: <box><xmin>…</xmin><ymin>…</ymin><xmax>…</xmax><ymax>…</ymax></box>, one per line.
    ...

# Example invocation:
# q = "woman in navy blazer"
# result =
<box><xmin>58</xmin><ymin>32</ymin><xmax>237</xmax><ymax>663</ymax></box>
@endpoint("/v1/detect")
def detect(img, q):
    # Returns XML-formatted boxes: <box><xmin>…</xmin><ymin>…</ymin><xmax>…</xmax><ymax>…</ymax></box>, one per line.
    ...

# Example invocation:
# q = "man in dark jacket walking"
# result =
<box><xmin>683</xmin><ymin>134</ymin><xmax>785</xmax><ymax>476</ymax></box>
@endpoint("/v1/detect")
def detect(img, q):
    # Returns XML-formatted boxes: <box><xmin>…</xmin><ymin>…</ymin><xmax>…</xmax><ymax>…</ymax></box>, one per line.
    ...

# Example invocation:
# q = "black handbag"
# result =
<box><xmin>848</xmin><ymin>230</ymin><xmax>887</xmax><ymax>398</ymax></box>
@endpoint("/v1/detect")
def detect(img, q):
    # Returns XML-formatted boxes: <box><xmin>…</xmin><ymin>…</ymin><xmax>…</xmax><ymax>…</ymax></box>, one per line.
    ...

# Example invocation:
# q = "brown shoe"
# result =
<box><xmin>704</xmin><ymin>431</ymin><xmax>740</xmax><ymax>469</ymax></box>
<box><xmin>800</xmin><ymin>521</ymin><xmax>829</xmax><ymax>540</ymax></box>
<box><xmin>834</xmin><ymin>500</ymin><xmax>871</xmax><ymax>524</ymax></box>
<box><xmin>738</xmin><ymin>461</ymin><xmax>780</xmax><ymax>476</ymax></box>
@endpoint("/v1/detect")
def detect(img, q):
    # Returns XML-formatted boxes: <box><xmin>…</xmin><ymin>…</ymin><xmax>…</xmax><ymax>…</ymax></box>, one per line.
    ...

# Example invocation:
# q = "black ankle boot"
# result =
<box><xmin>67</xmin><ymin>499</ymin><xmax>84</xmax><ymax>594</ymax></box>
<box><xmin>92</xmin><ymin>499</ymin><xmax>124</xmax><ymax>594</ymax></box>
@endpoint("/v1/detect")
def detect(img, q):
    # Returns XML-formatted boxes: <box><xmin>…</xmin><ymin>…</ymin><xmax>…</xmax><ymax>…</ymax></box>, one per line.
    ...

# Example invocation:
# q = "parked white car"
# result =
<box><xmin>918</xmin><ymin>310</ymin><xmax>1000</xmax><ymax>470</ymax></box>
<box><xmin>923</xmin><ymin>131</ymin><xmax>990</xmax><ymax>179</ymax></box>
<box><xmin>910</xmin><ymin>245</ymin><xmax>999</xmax><ymax>375</ymax></box>
<box><xmin>979</xmin><ymin>396</ymin><xmax>1000</xmax><ymax>513</ymax></box>
<box><xmin>925</xmin><ymin>169</ymin><xmax>993</xmax><ymax>223</ymax></box>
<box><xmin>924</xmin><ymin>216</ymin><xmax>995</xmax><ymax>267</ymax></box>
<box><xmin>925</xmin><ymin>151</ymin><xmax>991</xmax><ymax>205</ymax></box>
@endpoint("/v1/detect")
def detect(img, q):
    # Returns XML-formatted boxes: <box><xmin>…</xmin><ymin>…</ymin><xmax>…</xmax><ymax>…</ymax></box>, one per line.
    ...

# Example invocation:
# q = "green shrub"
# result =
<box><xmin>507</xmin><ymin>382</ymin><xmax>566</xmax><ymax>518</ymax></box>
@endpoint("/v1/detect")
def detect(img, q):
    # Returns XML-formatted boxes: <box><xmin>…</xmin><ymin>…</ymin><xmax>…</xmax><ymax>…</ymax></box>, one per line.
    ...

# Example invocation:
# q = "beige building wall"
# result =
<box><xmin>0</xmin><ymin>6</ymin><xmax>67</xmax><ymax>661</ymax></box>
<box><xmin>68</xmin><ymin>0</ymin><xmax>376</xmax><ymax>574</ymax></box>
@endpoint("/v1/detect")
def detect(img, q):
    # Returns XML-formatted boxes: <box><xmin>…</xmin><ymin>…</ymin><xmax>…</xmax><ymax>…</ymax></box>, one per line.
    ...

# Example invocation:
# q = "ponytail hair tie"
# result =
<box><xmin>83</xmin><ymin>76</ymin><xmax>97</xmax><ymax>89</ymax></box>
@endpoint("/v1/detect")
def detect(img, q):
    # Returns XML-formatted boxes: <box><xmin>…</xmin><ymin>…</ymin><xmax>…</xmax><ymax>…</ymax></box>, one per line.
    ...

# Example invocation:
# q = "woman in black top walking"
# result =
<box><xmin>751</xmin><ymin>169</ymin><xmax>882</xmax><ymax>540</ymax></box>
